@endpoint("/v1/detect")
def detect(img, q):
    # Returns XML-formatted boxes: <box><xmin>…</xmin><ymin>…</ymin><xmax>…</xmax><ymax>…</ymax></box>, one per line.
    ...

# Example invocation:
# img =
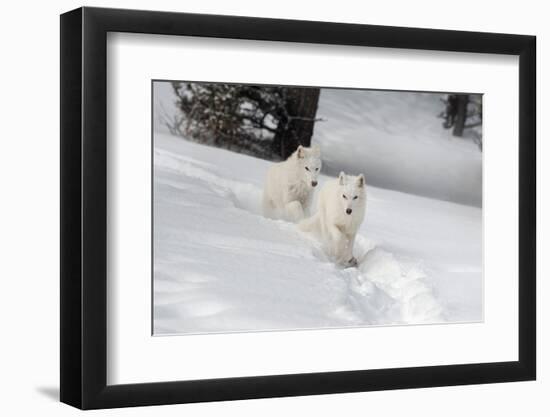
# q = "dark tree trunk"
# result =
<box><xmin>452</xmin><ymin>95</ymin><xmax>469</xmax><ymax>137</ymax></box>
<box><xmin>272</xmin><ymin>88</ymin><xmax>321</xmax><ymax>159</ymax></box>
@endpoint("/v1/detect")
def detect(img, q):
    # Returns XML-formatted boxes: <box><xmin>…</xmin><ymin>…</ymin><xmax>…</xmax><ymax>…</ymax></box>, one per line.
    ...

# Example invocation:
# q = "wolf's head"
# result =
<box><xmin>337</xmin><ymin>172</ymin><xmax>366</xmax><ymax>215</ymax></box>
<box><xmin>296</xmin><ymin>144</ymin><xmax>322</xmax><ymax>188</ymax></box>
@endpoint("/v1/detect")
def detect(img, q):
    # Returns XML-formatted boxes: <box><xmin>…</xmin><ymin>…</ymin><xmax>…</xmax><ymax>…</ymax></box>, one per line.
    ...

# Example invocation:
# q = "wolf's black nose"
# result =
<box><xmin>346</xmin><ymin>208</ymin><xmax>352</xmax><ymax>215</ymax></box>
<box><xmin>311</xmin><ymin>181</ymin><xmax>318</xmax><ymax>187</ymax></box>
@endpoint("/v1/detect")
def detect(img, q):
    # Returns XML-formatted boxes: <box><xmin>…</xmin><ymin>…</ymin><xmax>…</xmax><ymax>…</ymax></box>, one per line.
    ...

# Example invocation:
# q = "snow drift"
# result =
<box><xmin>153</xmin><ymin>133</ymin><xmax>482</xmax><ymax>335</ymax></box>
<box><xmin>315</xmin><ymin>89</ymin><xmax>482</xmax><ymax>206</ymax></box>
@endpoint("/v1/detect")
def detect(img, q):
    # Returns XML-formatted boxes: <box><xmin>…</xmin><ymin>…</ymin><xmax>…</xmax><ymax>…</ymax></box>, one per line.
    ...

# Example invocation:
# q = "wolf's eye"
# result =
<box><xmin>315</xmin><ymin>168</ymin><xmax>319</xmax><ymax>171</ymax></box>
<box><xmin>342</xmin><ymin>194</ymin><xmax>347</xmax><ymax>199</ymax></box>
<box><xmin>353</xmin><ymin>196</ymin><xmax>358</xmax><ymax>200</ymax></box>
<box><xmin>305</xmin><ymin>167</ymin><xmax>310</xmax><ymax>171</ymax></box>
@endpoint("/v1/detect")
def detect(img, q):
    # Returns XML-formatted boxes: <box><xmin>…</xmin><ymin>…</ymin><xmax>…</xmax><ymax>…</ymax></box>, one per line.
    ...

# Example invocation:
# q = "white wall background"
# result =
<box><xmin>0</xmin><ymin>0</ymin><xmax>545</xmax><ymax>415</ymax></box>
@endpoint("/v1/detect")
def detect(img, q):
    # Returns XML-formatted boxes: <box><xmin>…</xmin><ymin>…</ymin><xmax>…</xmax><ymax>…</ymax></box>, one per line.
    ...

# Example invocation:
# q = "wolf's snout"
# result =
<box><xmin>346</xmin><ymin>208</ymin><xmax>352</xmax><ymax>215</ymax></box>
<box><xmin>311</xmin><ymin>181</ymin><xmax>318</xmax><ymax>187</ymax></box>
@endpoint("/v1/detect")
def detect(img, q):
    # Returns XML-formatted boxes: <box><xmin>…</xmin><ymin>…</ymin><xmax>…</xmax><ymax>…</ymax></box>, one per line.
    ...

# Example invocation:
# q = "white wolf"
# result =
<box><xmin>262</xmin><ymin>144</ymin><xmax>322</xmax><ymax>222</ymax></box>
<box><xmin>299</xmin><ymin>172</ymin><xmax>367</xmax><ymax>267</ymax></box>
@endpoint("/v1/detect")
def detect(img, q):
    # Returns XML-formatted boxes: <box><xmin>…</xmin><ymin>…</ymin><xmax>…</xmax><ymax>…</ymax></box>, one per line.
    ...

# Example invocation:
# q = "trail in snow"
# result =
<box><xmin>153</xmin><ymin>134</ymin><xmax>460</xmax><ymax>335</ymax></box>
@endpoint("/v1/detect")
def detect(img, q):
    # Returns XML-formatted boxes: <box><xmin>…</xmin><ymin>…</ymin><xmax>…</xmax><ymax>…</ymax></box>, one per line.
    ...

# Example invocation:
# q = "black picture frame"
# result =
<box><xmin>60</xmin><ymin>6</ymin><xmax>536</xmax><ymax>410</ymax></box>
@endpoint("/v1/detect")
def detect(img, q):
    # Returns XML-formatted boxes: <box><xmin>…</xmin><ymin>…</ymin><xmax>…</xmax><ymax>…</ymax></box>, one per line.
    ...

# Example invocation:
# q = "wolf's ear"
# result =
<box><xmin>297</xmin><ymin>145</ymin><xmax>305</xmax><ymax>159</ymax></box>
<box><xmin>311</xmin><ymin>144</ymin><xmax>321</xmax><ymax>156</ymax></box>
<box><xmin>338</xmin><ymin>171</ymin><xmax>346</xmax><ymax>185</ymax></box>
<box><xmin>357</xmin><ymin>174</ymin><xmax>365</xmax><ymax>187</ymax></box>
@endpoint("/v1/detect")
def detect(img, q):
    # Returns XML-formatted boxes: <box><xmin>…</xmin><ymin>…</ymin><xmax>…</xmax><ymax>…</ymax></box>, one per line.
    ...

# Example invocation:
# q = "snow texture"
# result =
<box><xmin>153</xmin><ymin>133</ymin><xmax>482</xmax><ymax>335</ymax></box>
<box><xmin>315</xmin><ymin>89</ymin><xmax>482</xmax><ymax>206</ymax></box>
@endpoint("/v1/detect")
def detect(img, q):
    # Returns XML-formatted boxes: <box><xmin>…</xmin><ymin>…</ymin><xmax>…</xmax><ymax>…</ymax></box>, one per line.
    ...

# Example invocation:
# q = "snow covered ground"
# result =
<box><xmin>153</xmin><ymin>133</ymin><xmax>482</xmax><ymax>335</ymax></box>
<box><xmin>316</xmin><ymin>89</ymin><xmax>482</xmax><ymax>206</ymax></box>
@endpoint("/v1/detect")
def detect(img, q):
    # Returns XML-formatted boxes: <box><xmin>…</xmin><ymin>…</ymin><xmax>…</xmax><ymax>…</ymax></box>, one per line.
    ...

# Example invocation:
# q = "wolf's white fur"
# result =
<box><xmin>300</xmin><ymin>172</ymin><xmax>367</xmax><ymax>266</ymax></box>
<box><xmin>263</xmin><ymin>145</ymin><xmax>322</xmax><ymax>222</ymax></box>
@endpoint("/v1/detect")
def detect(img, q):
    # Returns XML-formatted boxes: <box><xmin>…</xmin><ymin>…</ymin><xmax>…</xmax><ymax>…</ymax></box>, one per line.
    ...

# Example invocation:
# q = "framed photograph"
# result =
<box><xmin>60</xmin><ymin>6</ymin><xmax>536</xmax><ymax>409</ymax></box>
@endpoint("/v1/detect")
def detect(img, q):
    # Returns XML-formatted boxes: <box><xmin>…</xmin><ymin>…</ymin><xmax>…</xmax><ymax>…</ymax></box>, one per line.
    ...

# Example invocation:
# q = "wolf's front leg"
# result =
<box><xmin>328</xmin><ymin>227</ymin><xmax>357</xmax><ymax>267</ymax></box>
<box><xmin>327</xmin><ymin>225</ymin><xmax>347</xmax><ymax>263</ymax></box>
<box><xmin>302</xmin><ymin>196</ymin><xmax>313</xmax><ymax>218</ymax></box>
<box><xmin>343</xmin><ymin>233</ymin><xmax>357</xmax><ymax>267</ymax></box>
<box><xmin>284</xmin><ymin>200</ymin><xmax>305</xmax><ymax>222</ymax></box>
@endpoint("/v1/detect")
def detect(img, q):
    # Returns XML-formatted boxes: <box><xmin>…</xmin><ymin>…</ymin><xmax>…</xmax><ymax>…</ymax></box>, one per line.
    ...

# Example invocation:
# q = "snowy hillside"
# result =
<box><xmin>153</xmin><ymin>133</ymin><xmax>482</xmax><ymax>335</ymax></box>
<box><xmin>315</xmin><ymin>89</ymin><xmax>482</xmax><ymax>206</ymax></box>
